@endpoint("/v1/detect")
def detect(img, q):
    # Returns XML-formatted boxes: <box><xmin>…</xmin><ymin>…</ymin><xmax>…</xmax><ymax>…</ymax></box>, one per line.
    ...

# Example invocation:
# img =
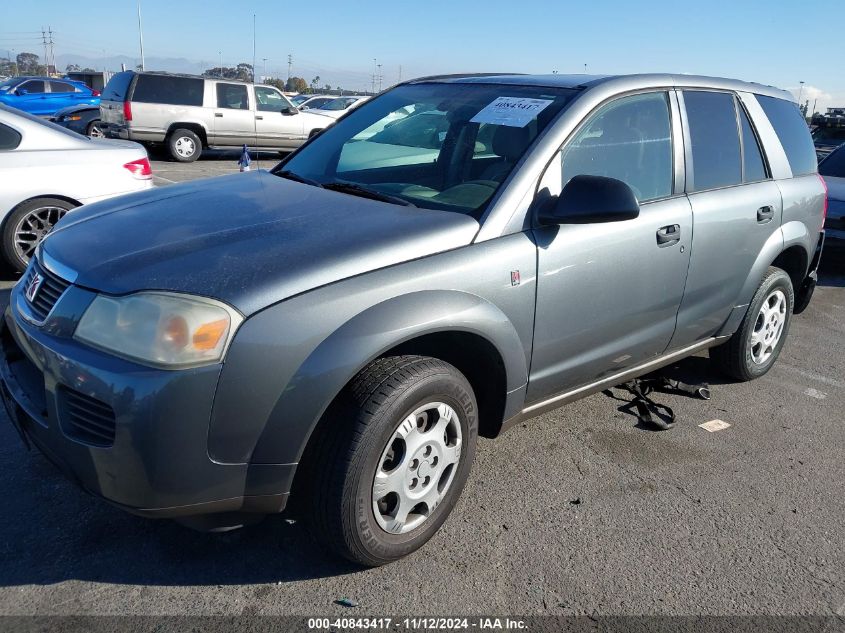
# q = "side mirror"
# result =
<box><xmin>16</xmin><ymin>89</ymin><xmax>28</xmax><ymax>96</ymax></box>
<box><xmin>281</xmin><ymin>106</ymin><xmax>299</xmax><ymax>116</ymax></box>
<box><xmin>539</xmin><ymin>175</ymin><xmax>640</xmax><ymax>225</ymax></box>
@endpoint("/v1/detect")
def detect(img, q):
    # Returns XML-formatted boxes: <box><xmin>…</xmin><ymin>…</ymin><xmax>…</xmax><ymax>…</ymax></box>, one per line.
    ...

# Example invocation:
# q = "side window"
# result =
<box><xmin>132</xmin><ymin>75</ymin><xmax>204</xmax><ymax>106</ymax></box>
<box><xmin>684</xmin><ymin>91</ymin><xmax>741</xmax><ymax>191</ymax></box>
<box><xmin>559</xmin><ymin>91</ymin><xmax>673</xmax><ymax>202</ymax></box>
<box><xmin>757</xmin><ymin>95</ymin><xmax>817</xmax><ymax>177</ymax></box>
<box><xmin>0</xmin><ymin>123</ymin><xmax>22</xmax><ymax>150</ymax></box>
<box><xmin>49</xmin><ymin>81</ymin><xmax>76</xmax><ymax>93</ymax></box>
<box><xmin>216</xmin><ymin>83</ymin><xmax>248</xmax><ymax>110</ymax></box>
<box><xmin>20</xmin><ymin>80</ymin><xmax>45</xmax><ymax>94</ymax></box>
<box><xmin>738</xmin><ymin>103</ymin><xmax>767</xmax><ymax>182</ymax></box>
<box><xmin>254</xmin><ymin>86</ymin><xmax>290</xmax><ymax>112</ymax></box>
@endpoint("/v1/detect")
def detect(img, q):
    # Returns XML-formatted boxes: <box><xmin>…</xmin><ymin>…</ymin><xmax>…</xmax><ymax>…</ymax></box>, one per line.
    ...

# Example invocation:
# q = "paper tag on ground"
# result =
<box><xmin>471</xmin><ymin>97</ymin><xmax>553</xmax><ymax>128</ymax></box>
<box><xmin>699</xmin><ymin>419</ymin><xmax>731</xmax><ymax>432</ymax></box>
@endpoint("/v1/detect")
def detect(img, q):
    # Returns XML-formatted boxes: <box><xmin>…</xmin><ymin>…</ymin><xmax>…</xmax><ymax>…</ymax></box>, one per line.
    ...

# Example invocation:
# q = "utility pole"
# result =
<box><xmin>398</xmin><ymin>65</ymin><xmax>402</xmax><ymax>83</ymax></box>
<box><xmin>218</xmin><ymin>51</ymin><xmax>222</xmax><ymax>77</ymax></box>
<box><xmin>797</xmin><ymin>80</ymin><xmax>804</xmax><ymax>105</ymax></box>
<box><xmin>812</xmin><ymin>98</ymin><xmax>818</xmax><ymax>117</ymax></box>
<box><xmin>262</xmin><ymin>57</ymin><xmax>268</xmax><ymax>82</ymax></box>
<box><xmin>252</xmin><ymin>13</ymin><xmax>256</xmax><ymax>83</ymax></box>
<box><xmin>48</xmin><ymin>26</ymin><xmax>55</xmax><ymax>73</ymax></box>
<box><xmin>287</xmin><ymin>54</ymin><xmax>292</xmax><ymax>82</ymax></box>
<box><xmin>377</xmin><ymin>63</ymin><xmax>382</xmax><ymax>92</ymax></box>
<box><xmin>41</xmin><ymin>28</ymin><xmax>48</xmax><ymax>73</ymax></box>
<box><xmin>137</xmin><ymin>0</ymin><xmax>145</xmax><ymax>71</ymax></box>
<box><xmin>372</xmin><ymin>58</ymin><xmax>376</xmax><ymax>94</ymax></box>
<box><xmin>584</xmin><ymin>63</ymin><xmax>587</xmax><ymax>74</ymax></box>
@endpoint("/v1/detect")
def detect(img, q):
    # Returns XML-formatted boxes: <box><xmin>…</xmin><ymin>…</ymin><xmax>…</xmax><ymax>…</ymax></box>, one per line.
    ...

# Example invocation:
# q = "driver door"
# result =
<box><xmin>254</xmin><ymin>86</ymin><xmax>304</xmax><ymax>149</ymax></box>
<box><xmin>527</xmin><ymin>91</ymin><xmax>693</xmax><ymax>402</ymax></box>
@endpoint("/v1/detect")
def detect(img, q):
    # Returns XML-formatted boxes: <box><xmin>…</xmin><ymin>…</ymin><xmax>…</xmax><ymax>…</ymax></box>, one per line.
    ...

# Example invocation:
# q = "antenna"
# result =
<box><xmin>137</xmin><ymin>1</ymin><xmax>145</xmax><ymax>71</ymax></box>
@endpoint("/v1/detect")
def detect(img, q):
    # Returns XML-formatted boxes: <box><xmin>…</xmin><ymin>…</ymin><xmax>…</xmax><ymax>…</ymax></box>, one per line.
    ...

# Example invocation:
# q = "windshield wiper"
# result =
<box><xmin>322</xmin><ymin>182</ymin><xmax>417</xmax><ymax>207</ymax></box>
<box><xmin>275</xmin><ymin>169</ymin><xmax>324</xmax><ymax>188</ymax></box>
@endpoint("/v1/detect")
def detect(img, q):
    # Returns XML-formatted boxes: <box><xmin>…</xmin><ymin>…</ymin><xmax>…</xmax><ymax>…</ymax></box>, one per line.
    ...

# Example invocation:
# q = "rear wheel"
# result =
<box><xmin>167</xmin><ymin>128</ymin><xmax>202</xmax><ymax>162</ymax></box>
<box><xmin>86</xmin><ymin>120</ymin><xmax>105</xmax><ymax>138</ymax></box>
<box><xmin>710</xmin><ymin>266</ymin><xmax>794</xmax><ymax>381</ymax></box>
<box><xmin>306</xmin><ymin>355</ymin><xmax>478</xmax><ymax>566</ymax></box>
<box><xmin>2</xmin><ymin>197</ymin><xmax>75</xmax><ymax>272</ymax></box>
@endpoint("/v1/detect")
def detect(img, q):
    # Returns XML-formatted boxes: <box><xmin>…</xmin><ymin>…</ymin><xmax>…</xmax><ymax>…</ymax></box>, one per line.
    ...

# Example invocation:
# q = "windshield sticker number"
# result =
<box><xmin>470</xmin><ymin>97</ymin><xmax>554</xmax><ymax>128</ymax></box>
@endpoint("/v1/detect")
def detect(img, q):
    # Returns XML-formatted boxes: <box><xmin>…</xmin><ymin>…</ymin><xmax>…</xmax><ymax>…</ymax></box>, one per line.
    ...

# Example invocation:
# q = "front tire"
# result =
<box><xmin>2</xmin><ymin>197</ymin><xmax>75</xmax><ymax>272</ymax></box>
<box><xmin>710</xmin><ymin>266</ymin><xmax>794</xmax><ymax>381</ymax></box>
<box><xmin>167</xmin><ymin>128</ymin><xmax>202</xmax><ymax>162</ymax></box>
<box><xmin>86</xmin><ymin>120</ymin><xmax>105</xmax><ymax>138</ymax></box>
<box><xmin>307</xmin><ymin>356</ymin><xmax>478</xmax><ymax>566</ymax></box>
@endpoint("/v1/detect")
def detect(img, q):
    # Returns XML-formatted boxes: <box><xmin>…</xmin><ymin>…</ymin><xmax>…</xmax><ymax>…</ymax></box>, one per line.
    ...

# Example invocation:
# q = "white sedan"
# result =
<box><xmin>309</xmin><ymin>96</ymin><xmax>371</xmax><ymax>119</ymax></box>
<box><xmin>0</xmin><ymin>104</ymin><xmax>153</xmax><ymax>271</ymax></box>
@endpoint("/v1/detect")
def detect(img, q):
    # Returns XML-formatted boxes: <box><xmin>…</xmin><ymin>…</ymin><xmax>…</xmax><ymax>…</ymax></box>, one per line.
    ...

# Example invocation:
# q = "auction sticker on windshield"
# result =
<box><xmin>471</xmin><ymin>96</ymin><xmax>553</xmax><ymax>127</ymax></box>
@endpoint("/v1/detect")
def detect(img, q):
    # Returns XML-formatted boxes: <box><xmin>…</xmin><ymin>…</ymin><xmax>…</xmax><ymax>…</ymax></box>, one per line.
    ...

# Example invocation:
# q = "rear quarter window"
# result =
<box><xmin>132</xmin><ymin>75</ymin><xmax>204</xmax><ymax>106</ymax></box>
<box><xmin>757</xmin><ymin>95</ymin><xmax>817</xmax><ymax>177</ymax></box>
<box><xmin>0</xmin><ymin>123</ymin><xmax>22</xmax><ymax>150</ymax></box>
<box><xmin>102</xmin><ymin>71</ymin><xmax>134</xmax><ymax>101</ymax></box>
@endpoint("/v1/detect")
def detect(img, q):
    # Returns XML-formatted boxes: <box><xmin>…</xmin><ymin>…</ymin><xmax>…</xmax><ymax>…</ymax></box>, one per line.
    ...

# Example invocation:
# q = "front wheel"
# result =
<box><xmin>710</xmin><ymin>266</ymin><xmax>794</xmax><ymax>381</ymax></box>
<box><xmin>2</xmin><ymin>197</ymin><xmax>75</xmax><ymax>272</ymax></box>
<box><xmin>86</xmin><ymin>120</ymin><xmax>105</xmax><ymax>138</ymax></box>
<box><xmin>307</xmin><ymin>356</ymin><xmax>478</xmax><ymax>566</ymax></box>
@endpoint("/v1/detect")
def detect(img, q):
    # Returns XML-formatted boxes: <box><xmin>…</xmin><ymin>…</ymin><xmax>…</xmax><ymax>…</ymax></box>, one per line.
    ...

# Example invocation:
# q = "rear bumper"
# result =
<box><xmin>101</xmin><ymin>122</ymin><xmax>166</xmax><ymax>143</ymax></box>
<box><xmin>0</xmin><ymin>284</ymin><xmax>293</xmax><ymax>518</ymax></box>
<box><xmin>794</xmin><ymin>230</ymin><xmax>825</xmax><ymax>315</ymax></box>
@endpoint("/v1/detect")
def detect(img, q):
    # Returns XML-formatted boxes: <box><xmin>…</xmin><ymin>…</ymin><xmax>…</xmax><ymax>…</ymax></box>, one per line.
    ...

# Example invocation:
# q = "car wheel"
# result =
<box><xmin>307</xmin><ymin>355</ymin><xmax>478</xmax><ymax>566</ymax></box>
<box><xmin>167</xmin><ymin>128</ymin><xmax>202</xmax><ymax>162</ymax></box>
<box><xmin>710</xmin><ymin>266</ymin><xmax>794</xmax><ymax>381</ymax></box>
<box><xmin>2</xmin><ymin>197</ymin><xmax>76</xmax><ymax>273</ymax></box>
<box><xmin>86</xmin><ymin>120</ymin><xmax>105</xmax><ymax>138</ymax></box>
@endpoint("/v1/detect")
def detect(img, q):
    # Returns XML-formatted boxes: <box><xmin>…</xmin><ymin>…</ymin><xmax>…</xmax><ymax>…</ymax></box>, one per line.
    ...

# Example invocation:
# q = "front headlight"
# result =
<box><xmin>74</xmin><ymin>292</ymin><xmax>243</xmax><ymax>369</ymax></box>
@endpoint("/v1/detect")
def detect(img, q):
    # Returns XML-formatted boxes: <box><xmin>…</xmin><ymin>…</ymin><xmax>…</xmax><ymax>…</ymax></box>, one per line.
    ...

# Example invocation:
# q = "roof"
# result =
<box><xmin>408</xmin><ymin>72</ymin><xmax>794</xmax><ymax>101</ymax></box>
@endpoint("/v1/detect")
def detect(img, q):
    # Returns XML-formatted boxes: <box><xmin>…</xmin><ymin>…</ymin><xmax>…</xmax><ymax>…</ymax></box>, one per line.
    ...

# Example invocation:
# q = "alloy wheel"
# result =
<box><xmin>749</xmin><ymin>289</ymin><xmax>787</xmax><ymax>364</ymax></box>
<box><xmin>14</xmin><ymin>205</ymin><xmax>67</xmax><ymax>264</ymax></box>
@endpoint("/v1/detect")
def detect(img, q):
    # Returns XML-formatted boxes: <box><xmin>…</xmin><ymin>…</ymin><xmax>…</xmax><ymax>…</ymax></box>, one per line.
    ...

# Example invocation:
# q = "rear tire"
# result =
<box><xmin>306</xmin><ymin>355</ymin><xmax>478</xmax><ymax>566</ymax></box>
<box><xmin>167</xmin><ymin>128</ymin><xmax>202</xmax><ymax>162</ymax></box>
<box><xmin>86</xmin><ymin>120</ymin><xmax>105</xmax><ymax>138</ymax></box>
<box><xmin>2</xmin><ymin>197</ymin><xmax>76</xmax><ymax>273</ymax></box>
<box><xmin>710</xmin><ymin>266</ymin><xmax>794</xmax><ymax>381</ymax></box>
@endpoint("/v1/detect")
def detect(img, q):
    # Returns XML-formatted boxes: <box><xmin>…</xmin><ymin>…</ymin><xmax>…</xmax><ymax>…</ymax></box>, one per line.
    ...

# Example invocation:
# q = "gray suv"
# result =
<box><xmin>99</xmin><ymin>71</ymin><xmax>333</xmax><ymax>162</ymax></box>
<box><xmin>1</xmin><ymin>74</ymin><xmax>826</xmax><ymax>566</ymax></box>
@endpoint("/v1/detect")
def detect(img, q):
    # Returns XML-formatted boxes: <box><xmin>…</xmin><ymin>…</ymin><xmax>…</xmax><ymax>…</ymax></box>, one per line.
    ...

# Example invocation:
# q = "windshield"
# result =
<box><xmin>0</xmin><ymin>79</ymin><xmax>18</xmax><ymax>92</ymax></box>
<box><xmin>812</xmin><ymin>127</ymin><xmax>845</xmax><ymax>144</ymax></box>
<box><xmin>291</xmin><ymin>94</ymin><xmax>309</xmax><ymax>105</ymax></box>
<box><xmin>276</xmin><ymin>82</ymin><xmax>578</xmax><ymax>216</ymax></box>
<box><xmin>820</xmin><ymin>146</ymin><xmax>845</xmax><ymax>178</ymax></box>
<box><xmin>320</xmin><ymin>97</ymin><xmax>357</xmax><ymax>111</ymax></box>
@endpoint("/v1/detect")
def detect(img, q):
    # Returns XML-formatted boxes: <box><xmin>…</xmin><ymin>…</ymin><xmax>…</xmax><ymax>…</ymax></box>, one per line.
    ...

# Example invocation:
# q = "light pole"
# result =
<box><xmin>218</xmin><ymin>51</ymin><xmax>222</xmax><ymax>77</ymax></box>
<box><xmin>797</xmin><ymin>80</ymin><xmax>804</xmax><ymax>105</ymax></box>
<box><xmin>137</xmin><ymin>0</ymin><xmax>145</xmax><ymax>71</ymax></box>
<box><xmin>262</xmin><ymin>57</ymin><xmax>268</xmax><ymax>82</ymax></box>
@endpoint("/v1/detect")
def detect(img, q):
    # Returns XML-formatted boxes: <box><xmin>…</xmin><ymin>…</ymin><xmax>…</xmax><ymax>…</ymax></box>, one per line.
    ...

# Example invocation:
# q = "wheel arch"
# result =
<box><xmin>232</xmin><ymin>290</ymin><xmax>529</xmax><ymax>470</ymax></box>
<box><xmin>2</xmin><ymin>194</ymin><xmax>82</xmax><ymax>229</ymax></box>
<box><xmin>166</xmin><ymin>122</ymin><xmax>209</xmax><ymax>147</ymax></box>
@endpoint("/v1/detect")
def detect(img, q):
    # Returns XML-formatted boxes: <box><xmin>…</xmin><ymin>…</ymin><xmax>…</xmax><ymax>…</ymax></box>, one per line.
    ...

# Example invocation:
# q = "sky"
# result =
<box><xmin>2</xmin><ymin>0</ymin><xmax>843</xmax><ymax>110</ymax></box>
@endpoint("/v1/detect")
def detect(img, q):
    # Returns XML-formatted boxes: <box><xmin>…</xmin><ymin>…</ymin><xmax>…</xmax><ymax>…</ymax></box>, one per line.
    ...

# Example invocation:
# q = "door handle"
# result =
<box><xmin>656</xmin><ymin>224</ymin><xmax>681</xmax><ymax>247</ymax></box>
<box><xmin>214</xmin><ymin>112</ymin><xmax>223</xmax><ymax>117</ymax></box>
<box><xmin>757</xmin><ymin>206</ymin><xmax>774</xmax><ymax>223</ymax></box>
<box><xmin>255</xmin><ymin>115</ymin><xmax>263</xmax><ymax>120</ymax></box>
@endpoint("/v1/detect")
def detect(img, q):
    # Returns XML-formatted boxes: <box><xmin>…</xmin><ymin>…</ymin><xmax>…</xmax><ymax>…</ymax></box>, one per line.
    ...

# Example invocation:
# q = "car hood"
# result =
<box><xmin>41</xmin><ymin>171</ymin><xmax>480</xmax><ymax>315</ymax></box>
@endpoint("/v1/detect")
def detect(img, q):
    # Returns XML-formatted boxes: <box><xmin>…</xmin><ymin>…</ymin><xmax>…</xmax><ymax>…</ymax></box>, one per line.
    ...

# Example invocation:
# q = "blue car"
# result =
<box><xmin>0</xmin><ymin>76</ymin><xmax>99</xmax><ymax>117</ymax></box>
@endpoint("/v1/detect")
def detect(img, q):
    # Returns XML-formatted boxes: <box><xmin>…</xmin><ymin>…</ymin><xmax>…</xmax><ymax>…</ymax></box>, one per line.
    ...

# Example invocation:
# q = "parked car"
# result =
<box><xmin>310</xmin><ymin>95</ymin><xmax>371</xmax><ymax>119</ymax></box>
<box><xmin>0</xmin><ymin>104</ymin><xmax>152</xmax><ymax>271</ymax></box>
<box><xmin>50</xmin><ymin>104</ymin><xmax>103</xmax><ymax>137</ymax></box>
<box><xmin>296</xmin><ymin>95</ymin><xmax>336</xmax><ymax>110</ymax></box>
<box><xmin>0</xmin><ymin>77</ymin><xmax>99</xmax><ymax>117</ymax></box>
<box><xmin>819</xmin><ymin>144</ymin><xmax>845</xmax><ymax>242</ymax></box>
<box><xmin>0</xmin><ymin>74</ymin><xmax>824</xmax><ymax>566</ymax></box>
<box><xmin>98</xmin><ymin>71</ymin><xmax>334</xmax><ymax>162</ymax></box>
<box><xmin>812</xmin><ymin>126</ymin><xmax>845</xmax><ymax>161</ymax></box>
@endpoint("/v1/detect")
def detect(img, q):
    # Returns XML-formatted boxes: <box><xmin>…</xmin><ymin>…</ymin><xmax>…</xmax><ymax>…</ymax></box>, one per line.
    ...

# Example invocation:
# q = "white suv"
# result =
<box><xmin>99</xmin><ymin>71</ymin><xmax>334</xmax><ymax>162</ymax></box>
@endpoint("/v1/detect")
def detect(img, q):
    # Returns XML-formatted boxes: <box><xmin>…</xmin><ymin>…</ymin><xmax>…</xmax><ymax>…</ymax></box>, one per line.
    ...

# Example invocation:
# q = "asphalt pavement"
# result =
<box><xmin>0</xmin><ymin>157</ymin><xmax>842</xmax><ymax>619</ymax></box>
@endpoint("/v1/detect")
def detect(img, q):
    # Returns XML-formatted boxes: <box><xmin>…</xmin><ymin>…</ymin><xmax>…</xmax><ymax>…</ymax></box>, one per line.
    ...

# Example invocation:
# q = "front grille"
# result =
<box><xmin>24</xmin><ymin>260</ymin><xmax>71</xmax><ymax>322</ymax></box>
<box><xmin>59</xmin><ymin>388</ymin><xmax>116</xmax><ymax>447</ymax></box>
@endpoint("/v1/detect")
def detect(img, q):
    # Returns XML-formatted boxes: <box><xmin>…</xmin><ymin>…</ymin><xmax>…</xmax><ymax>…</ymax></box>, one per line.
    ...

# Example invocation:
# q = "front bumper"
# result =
<box><xmin>0</xmin><ymin>275</ymin><xmax>292</xmax><ymax>518</ymax></box>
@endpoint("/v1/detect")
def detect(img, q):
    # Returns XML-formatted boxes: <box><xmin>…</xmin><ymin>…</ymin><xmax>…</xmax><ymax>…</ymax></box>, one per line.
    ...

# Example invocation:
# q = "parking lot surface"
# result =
<box><xmin>0</xmin><ymin>157</ymin><xmax>842</xmax><ymax>618</ymax></box>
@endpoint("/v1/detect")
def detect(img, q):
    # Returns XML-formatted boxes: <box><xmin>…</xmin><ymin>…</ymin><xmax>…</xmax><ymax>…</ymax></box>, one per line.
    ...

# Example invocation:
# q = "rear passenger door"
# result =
<box><xmin>527</xmin><ymin>91</ymin><xmax>693</xmax><ymax>402</ymax></box>
<box><xmin>669</xmin><ymin>90</ymin><xmax>783</xmax><ymax>349</ymax></box>
<box><xmin>46</xmin><ymin>80</ymin><xmax>84</xmax><ymax>111</ymax></box>
<box><xmin>211</xmin><ymin>82</ymin><xmax>257</xmax><ymax>146</ymax></box>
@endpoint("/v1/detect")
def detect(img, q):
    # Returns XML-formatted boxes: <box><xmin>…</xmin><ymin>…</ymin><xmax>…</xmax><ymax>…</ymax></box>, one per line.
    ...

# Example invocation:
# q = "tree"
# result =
<box><xmin>323</xmin><ymin>84</ymin><xmax>332</xmax><ymax>92</ymax></box>
<box><xmin>309</xmin><ymin>75</ymin><xmax>321</xmax><ymax>93</ymax></box>
<box><xmin>65</xmin><ymin>63</ymin><xmax>81</xmax><ymax>73</ymax></box>
<box><xmin>0</xmin><ymin>59</ymin><xmax>15</xmax><ymax>76</ymax></box>
<box><xmin>235</xmin><ymin>63</ymin><xmax>253</xmax><ymax>81</ymax></box>
<box><xmin>16</xmin><ymin>52</ymin><xmax>40</xmax><ymax>74</ymax></box>
<box><xmin>285</xmin><ymin>76</ymin><xmax>307</xmax><ymax>93</ymax></box>
<box><xmin>265</xmin><ymin>77</ymin><xmax>286</xmax><ymax>92</ymax></box>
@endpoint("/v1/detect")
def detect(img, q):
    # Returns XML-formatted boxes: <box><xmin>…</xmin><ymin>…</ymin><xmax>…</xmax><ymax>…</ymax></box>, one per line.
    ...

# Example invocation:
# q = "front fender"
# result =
<box><xmin>209</xmin><ymin>290</ymin><xmax>530</xmax><ymax>466</ymax></box>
